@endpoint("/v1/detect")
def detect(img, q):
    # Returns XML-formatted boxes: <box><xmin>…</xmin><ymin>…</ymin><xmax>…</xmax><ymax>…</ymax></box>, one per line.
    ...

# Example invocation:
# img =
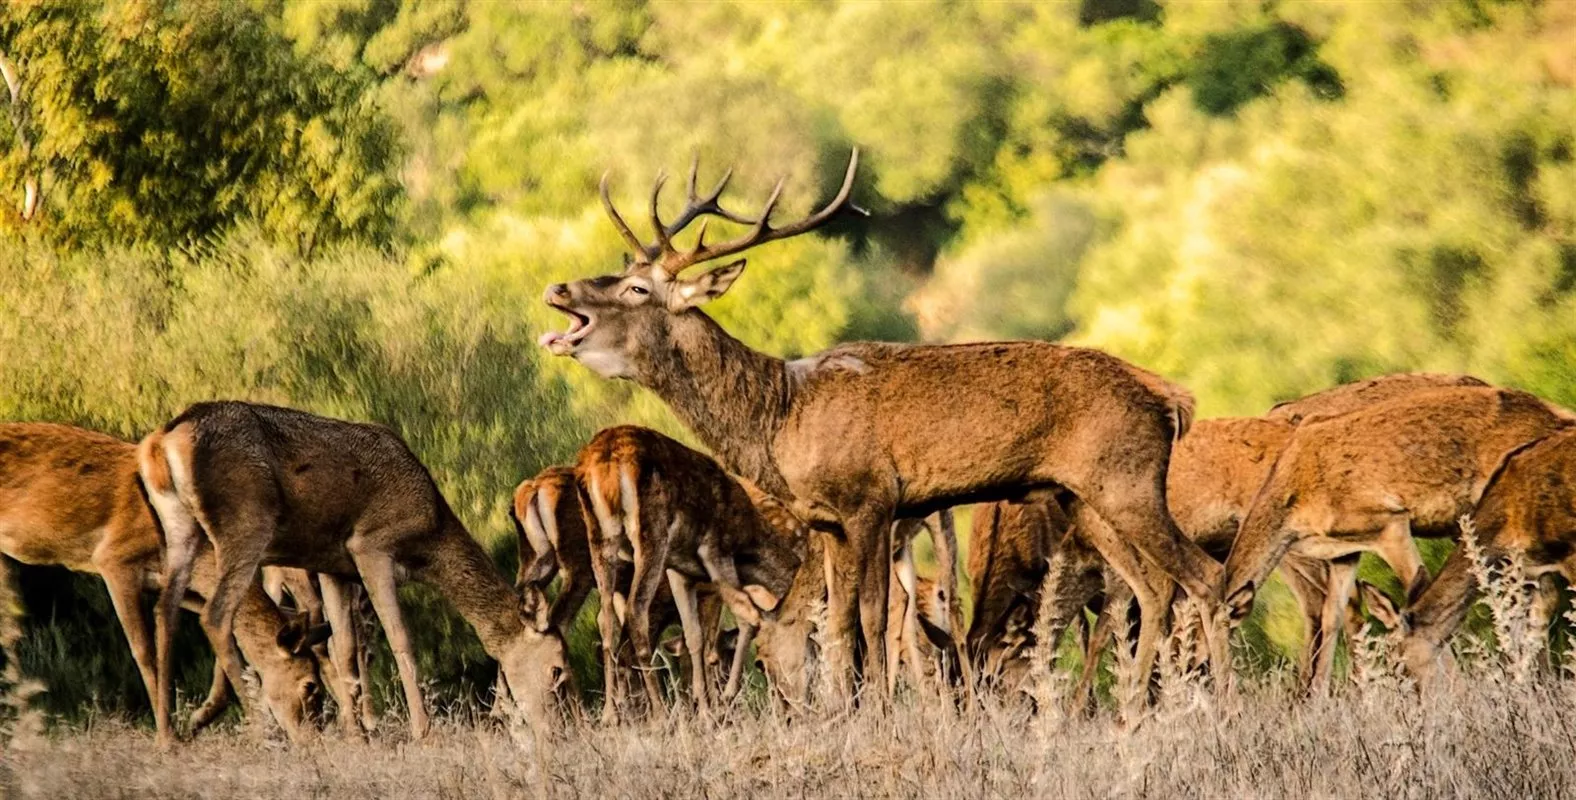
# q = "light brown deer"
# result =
<box><xmin>142</xmin><ymin>402</ymin><xmax>568</xmax><ymax>746</ymax></box>
<box><xmin>542</xmin><ymin>152</ymin><xmax>1223</xmax><ymax>700</ymax></box>
<box><xmin>1264</xmin><ymin>372</ymin><xmax>1489</xmax><ymax>425</ymax></box>
<box><xmin>575</xmin><ymin>426</ymin><xmax>806</xmax><ymax>719</ymax></box>
<box><xmin>261</xmin><ymin>567</ymin><xmax>377</xmax><ymax>735</ymax></box>
<box><xmin>0</xmin><ymin>422</ymin><xmax>327</xmax><ymax>740</ymax></box>
<box><xmin>509</xmin><ymin>464</ymin><xmax>724</xmax><ymax>711</ymax></box>
<box><xmin>1373</xmin><ymin>426</ymin><xmax>1576</xmax><ymax>686</ymax></box>
<box><xmin>1221</xmin><ymin>386</ymin><xmax>1573</xmax><ymax>634</ymax></box>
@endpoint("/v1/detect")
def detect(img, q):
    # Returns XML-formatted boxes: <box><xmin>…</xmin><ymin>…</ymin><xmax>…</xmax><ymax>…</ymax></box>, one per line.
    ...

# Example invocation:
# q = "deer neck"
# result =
<box><xmin>418</xmin><ymin>512</ymin><xmax>523</xmax><ymax>654</ymax></box>
<box><xmin>643</xmin><ymin>312</ymin><xmax>793</xmax><ymax>491</ymax></box>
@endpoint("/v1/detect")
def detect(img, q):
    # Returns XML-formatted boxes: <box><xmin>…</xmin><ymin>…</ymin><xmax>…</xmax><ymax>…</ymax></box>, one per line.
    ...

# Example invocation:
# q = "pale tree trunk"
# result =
<box><xmin>0</xmin><ymin>51</ymin><xmax>39</xmax><ymax>221</ymax></box>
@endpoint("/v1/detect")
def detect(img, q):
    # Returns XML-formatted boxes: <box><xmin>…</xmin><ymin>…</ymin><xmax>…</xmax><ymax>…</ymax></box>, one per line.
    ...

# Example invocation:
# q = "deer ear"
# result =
<box><xmin>671</xmin><ymin>259</ymin><xmax>745</xmax><ymax>310</ymax></box>
<box><xmin>742</xmin><ymin>584</ymin><xmax>780</xmax><ymax>613</ymax></box>
<box><xmin>277</xmin><ymin>615</ymin><xmax>332</xmax><ymax>654</ymax></box>
<box><xmin>521</xmin><ymin>587</ymin><xmax>553</xmax><ymax>633</ymax></box>
<box><xmin>1361</xmin><ymin>583</ymin><xmax>1403</xmax><ymax>632</ymax></box>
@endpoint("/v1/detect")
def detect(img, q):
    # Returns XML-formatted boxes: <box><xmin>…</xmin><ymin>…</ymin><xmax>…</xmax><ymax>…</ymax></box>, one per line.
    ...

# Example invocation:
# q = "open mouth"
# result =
<box><xmin>539</xmin><ymin>300</ymin><xmax>594</xmax><ymax>354</ymax></box>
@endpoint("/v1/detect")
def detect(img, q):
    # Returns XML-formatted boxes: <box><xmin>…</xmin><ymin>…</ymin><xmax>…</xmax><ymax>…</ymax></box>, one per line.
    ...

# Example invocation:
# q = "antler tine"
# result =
<box><xmin>649</xmin><ymin>170</ymin><xmax>673</xmax><ymax>257</ymax></box>
<box><xmin>661</xmin><ymin>148</ymin><xmax>863</xmax><ymax>273</ymax></box>
<box><xmin>600</xmin><ymin>172</ymin><xmax>654</xmax><ymax>261</ymax></box>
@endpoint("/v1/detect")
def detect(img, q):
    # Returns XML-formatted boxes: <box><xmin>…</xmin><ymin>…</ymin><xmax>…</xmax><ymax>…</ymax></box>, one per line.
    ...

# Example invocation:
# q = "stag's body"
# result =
<box><xmin>575</xmin><ymin>426</ymin><xmax>805</xmax><ymax>718</ymax></box>
<box><xmin>544</xmin><ymin>152</ymin><xmax>1224</xmax><ymax>698</ymax></box>
<box><xmin>1222</xmin><ymin>387</ymin><xmax>1572</xmax><ymax>625</ymax></box>
<box><xmin>0</xmin><ymin>422</ymin><xmax>325</xmax><ymax>738</ymax></box>
<box><xmin>143</xmin><ymin>402</ymin><xmax>566</xmax><ymax>745</ymax></box>
<box><xmin>1390</xmin><ymin>427</ymin><xmax>1576</xmax><ymax>683</ymax></box>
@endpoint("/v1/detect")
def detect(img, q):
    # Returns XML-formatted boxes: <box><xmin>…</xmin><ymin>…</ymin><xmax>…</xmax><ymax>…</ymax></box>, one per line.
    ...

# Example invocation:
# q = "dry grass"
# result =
<box><xmin>5</xmin><ymin>665</ymin><xmax>1575</xmax><ymax>798</ymax></box>
<box><xmin>6</xmin><ymin>531</ymin><xmax>1576</xmax><ymax>799</ymax></box>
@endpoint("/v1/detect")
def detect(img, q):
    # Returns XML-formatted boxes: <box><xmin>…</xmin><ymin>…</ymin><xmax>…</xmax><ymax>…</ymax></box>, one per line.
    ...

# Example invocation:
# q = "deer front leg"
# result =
<box><xmin>1372</xmin><ymin>516</ymin><xmax>1425</xmax><ymax>602</ymax></box>
<box><xmin>350</xmin><ymin>548</ymin><xmax>428</xmax><ymax>740</ymax></box>
<box><xmin>854</xmin><ymin>510</ymin><xmax>894</xmax><ymax>705</ymax></box>
<box><xmin>666</xmin><ymin>569</ymin><xmax>709</xmax><ymax>715</ymax></box>
<box><xmin>96</xmin><ymin>562</ymin><xmax>160</xmax><ymax>713</ymax></box>
<box><xmin>1306</xmin><ymin>555</ymin><xmax>1359</xmax><ymax>698</ymax></box>
<box><xmin>316</xmin><ymin>573</ymin><xmax>366</xmax><ymax>737</ymax></box>
<box><xmin>723</xmin><ymin>623</ymin><xmax>755</xmax><ymax>703</ymax></box>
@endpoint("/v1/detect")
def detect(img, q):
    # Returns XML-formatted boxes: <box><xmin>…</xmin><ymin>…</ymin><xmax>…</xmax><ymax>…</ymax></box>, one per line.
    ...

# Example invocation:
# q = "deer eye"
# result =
<box><xmin>628</xmin><ymin>285</ymin><xmax>649</xmax><ymax>296</ymax></box>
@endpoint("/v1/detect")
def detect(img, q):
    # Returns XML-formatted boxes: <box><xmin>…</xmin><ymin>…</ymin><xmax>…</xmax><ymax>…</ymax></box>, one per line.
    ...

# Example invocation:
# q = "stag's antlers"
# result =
<box><xmin>600</xmin><ymin>150</ymin><xmax>865</xmax><ymax>279</ymax></box>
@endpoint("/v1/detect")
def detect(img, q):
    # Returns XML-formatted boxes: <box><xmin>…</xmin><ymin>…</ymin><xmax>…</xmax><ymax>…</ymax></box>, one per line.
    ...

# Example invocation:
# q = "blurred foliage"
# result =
<box><xmin>2</xmin><ymin>0</ymin><xmax>1575</xmax><ymax>716</ymax></box>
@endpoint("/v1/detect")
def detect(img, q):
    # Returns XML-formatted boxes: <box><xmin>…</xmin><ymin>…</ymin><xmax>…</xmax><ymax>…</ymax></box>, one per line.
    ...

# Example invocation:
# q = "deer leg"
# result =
<box><xmin>350</xmin><ymin>550</ymin><xmax>428</xmax><ymax>740</ymax></box>
<box><xmin>1372</xmin><ymin>516</ymin><xmax>1425</xmax><ymax>603</ymax></box>
<box><xmin>848</xmin><ymin>509</ymin><xmax>894</xmax><ymax>705</ymax></box>
<box><xmin>188</xmin><ymin>655</ymin><xmax>233</xmax><ymax>733</ymax></box>
<box><xmin>151</xmin><ymin>500</ymin><xmax>203</xmax><ymax>747</ymax></box>
<box><xmin>199</xmin><ymin>532</ymin><xmax>267</xmax><ymax>717</ymax></box>
<box><xmin>97</xmin><ymin>562</ymin><xmax>160</xmax><ymax>712</ymax></box>
<box><xmin>627</xmin><ymin>529</ymin><xmax>669</xmax><ymax>718</ymax></box>
<box><xmin>666</xmin><ymin>569</ymin><xmax>709</xmax><ymax>715</ymax></box>
<box><xmin>588</xmin><ymin>540</ymin><xmax>626</xmax><ymax>724</ymax></box>
<box><xmin>351</xmin><ymin>585</ymin><xmax>377</xmax><ymax>731</ymax></box>
<box><xmin>1075</xmin><ymin>504</ymin><xmax>1173</xmax><ymax>712</ymax></box>
<box><xmin>723</xmin><ymin>623</ymin><xmax>755</xmax><ymax>703</ymax></box>
<box><xmin>1073</xmin><ymin>576</ymin><xmax>1130</xmax><ymax>715</ymax></box>
<box><xmin>1275</xmin><ymin>554</ymin><xmax>1329</xmax><ymax>687</ymax></box>
<box><xmin>1307</xmin><ymin>555</ymin><xmax>1359</xmax><ymax>697</ymax></box>
<box><xmin>316</xmin><ymin>573</ymin><xmax>366</xmax><ymax>737</ymax></box>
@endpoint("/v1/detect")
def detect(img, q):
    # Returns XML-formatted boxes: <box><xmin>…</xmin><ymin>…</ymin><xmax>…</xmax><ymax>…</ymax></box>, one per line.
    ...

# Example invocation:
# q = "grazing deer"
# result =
<box><xmin>574</xmin><ymin>426</ymin><xmax>806</xmax><ymax>719</ymax></box>
<box><xmin>542</xmin><ymin>152</ymin><xmax>1223</xmax><ymax>700</ymax></box>
<box><xmin>509</xmin><ymin>464</ymin><xmax>722</xmax><ymax>710</ymax></box>
<box><xmin>1373</xmin><ymin>426</ymin><xmax>1576</xmax><ymax>686</ymax></box>
<box><xmin>888</xmin><ymin>512</ymin><xmax>969</xmax><ymax>694</ymax></box>
<box><xmin>966</xmin><ymin>499</ymin><xmax>1078</xmax><ymax>688</ymax></box>
<box><xmin>261</xmin><ymin>567</ymin><xmax>378</xmax><ymax>735</ymax></box>
<box><xmin>1221</xmin><ymin>386</ymin><xmax>1573</xmax><ymax>634</ymax></box>
<box><xmin>142</xmin><ymin>402</ymin><xmax>568</xmax><ymax>746</ymax></box>
<box><xmin>0</xmin><ymin>422</ymin><xmax>328</xmax><ymax>740</ymax></box>
<box><xmin>1264</xmin><ymin>372</ymin><xmax>1489</xmax><ymax>425</ymax></box>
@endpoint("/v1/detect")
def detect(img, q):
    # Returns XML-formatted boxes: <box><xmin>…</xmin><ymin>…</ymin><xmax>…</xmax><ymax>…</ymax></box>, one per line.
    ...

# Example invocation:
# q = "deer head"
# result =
<box><xmin>540</xmin><ymin>152</ymin><xmax>863</xmax><ymax>379</ymax></box>
<box><xmin>496</xmin><ymin>586</ymin><xmax>570</xmax><ymax>729</ymax></box>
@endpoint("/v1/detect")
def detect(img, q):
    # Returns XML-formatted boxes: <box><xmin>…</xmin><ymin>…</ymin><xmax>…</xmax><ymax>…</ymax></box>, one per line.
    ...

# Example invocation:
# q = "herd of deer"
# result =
<box><xmin>3</xmin><ymin>151</ymin><xmax>1575</xmax><ymax>747</ymax></box>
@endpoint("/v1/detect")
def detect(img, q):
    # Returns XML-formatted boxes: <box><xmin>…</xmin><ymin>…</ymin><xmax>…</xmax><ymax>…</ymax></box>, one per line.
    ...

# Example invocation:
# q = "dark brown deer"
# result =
<box><xmin>966</xmin><ymin>498</ymin><xmax>1079</xmax><ymax>687</ymax></box>
<box><xmin>1372</xmin><ymin>426</ymin><xmax>1576</xmax><ymax>685</ymax></box>
<box><xmin>1221</xmin><ymin>386</ymin><xmax>1573</xmax><ymax>632</ymax></box>
<box><xmin>141</xmin><ymin>402</ymin><xmax>568</xmax><ymax>746</ymax></box>
<box><xmin>0</xmin><ymin>422</ymin><xmax>328</xmax><ymax>740</ymax></box>
<box><xmin>575</xmin><ymin>426</ymin><xmax>806</xmax><ymax>719</ymax></box>
<box><xmin>542</xmin><ymin>152</ymin><xmax>1223</xmax><ymax>699</ymax></box>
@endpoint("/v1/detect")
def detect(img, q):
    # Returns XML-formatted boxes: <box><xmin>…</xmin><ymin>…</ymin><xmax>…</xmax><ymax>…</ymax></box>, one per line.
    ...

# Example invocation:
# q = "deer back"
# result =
<box><xmin>1265</xmin><ymin>372</ymin><xmax>1488</xmax><ymax>425</ymax></box>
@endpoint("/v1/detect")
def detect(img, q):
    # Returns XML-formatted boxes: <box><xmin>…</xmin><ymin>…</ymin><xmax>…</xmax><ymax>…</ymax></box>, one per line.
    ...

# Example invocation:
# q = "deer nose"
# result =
<box><xmin>546</xmin><ymin>283</ymin><xmax>570</xmax><ymax>301</ymax></box>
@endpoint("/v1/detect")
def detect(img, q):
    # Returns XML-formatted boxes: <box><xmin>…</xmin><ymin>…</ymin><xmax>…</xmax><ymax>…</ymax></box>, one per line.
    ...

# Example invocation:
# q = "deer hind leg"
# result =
<box><xmin>1373</xmin><ymin>516</ymin><xmax>1426</xmax><ymax>603</ymax></box>
<box><xmin>585</xmin><ymin>477</ymin><xmax>628</xmax><ymax>725</ymax></box>
<box><xmin>1306</xmin><ymin>555</ymin><xmax>1359</xmax><ymax>697</ymax></box>
<box><xmin>349</xmin><ymin>547</ymin><xmax>427</xmax><ymax>740</ymax></box>
<box><xmin>665</xmin><ymin>569</ymin><xmax>709</xmax><ymax>715</ymax></box>
<box><xmin>316</xmin><ymin>573</ymin><xmax>366</xmax><ymax>737</ymax></box>
<box><xmin>1073</xmin><ymin>573</ymin><xmax>1130</xmax><ymax>715</ymax></box>
<box><xmin>1074</xmin><ymin>503</ymin><xmax>1173</xmax><ymax>713</ymax></box>
<box><xmin>150</xmin><ymin>494</ymin><xmax>203</xmax><ymax>747</ymax></box>
<box><xmin>627</xmin><ymin>522</ymin><xmax>670</xmax><ymax>718</ymax></box>
<box><xmin>1079</xmin><ymin>478</ymin><xmax>1227</xmax><ymax>687</ymax></box>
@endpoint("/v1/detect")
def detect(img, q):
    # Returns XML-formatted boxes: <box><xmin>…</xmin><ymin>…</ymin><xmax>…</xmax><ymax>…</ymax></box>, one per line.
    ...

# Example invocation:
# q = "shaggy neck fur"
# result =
<box><xmin>642</xmin><ymin>311</ymin><xmax>794</xmax><ymax>494</ymax></box>
<box><xmin>419</xmin><ymin>511</ymin><xmax>524</xmax><ymax>653</ymax></box>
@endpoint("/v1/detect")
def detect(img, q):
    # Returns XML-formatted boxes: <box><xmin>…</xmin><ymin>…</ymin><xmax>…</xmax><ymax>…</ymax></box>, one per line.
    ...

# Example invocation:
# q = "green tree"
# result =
<box><xmin>0</xmin><ymin>0</ymin><xmax>403</xmax><ymax>252</ymax></box>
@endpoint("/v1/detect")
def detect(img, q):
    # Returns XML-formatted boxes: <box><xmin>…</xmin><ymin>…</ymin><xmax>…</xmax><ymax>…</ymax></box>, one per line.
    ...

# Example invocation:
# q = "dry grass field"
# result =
<box><xmin>5</xmin><ymin>674</ymin><xmax>1575</xmax><ymax>799</ymax></box>
<box><xmin>6</xmin><ymin>553</ymin><xmax>1576</xmax><ymax>800</ymax></box>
